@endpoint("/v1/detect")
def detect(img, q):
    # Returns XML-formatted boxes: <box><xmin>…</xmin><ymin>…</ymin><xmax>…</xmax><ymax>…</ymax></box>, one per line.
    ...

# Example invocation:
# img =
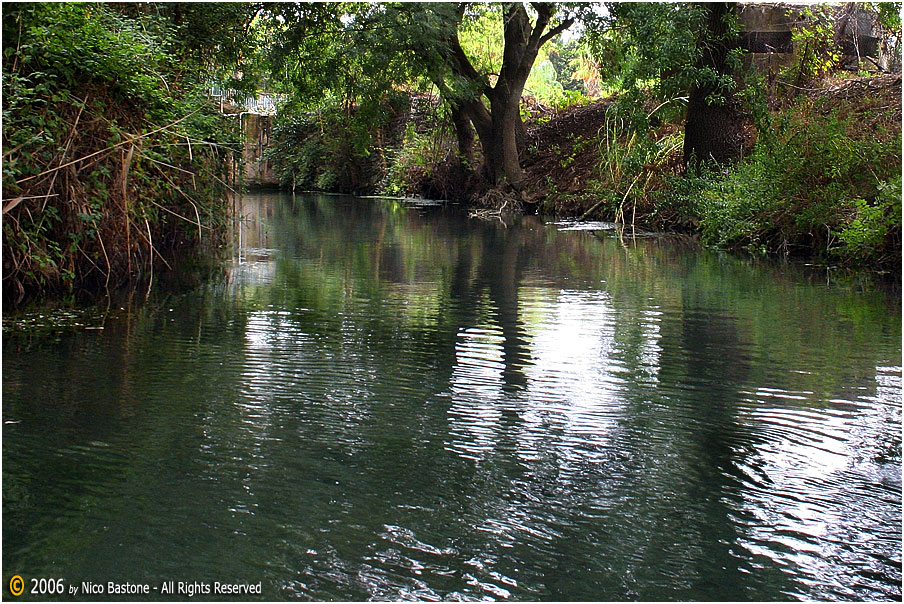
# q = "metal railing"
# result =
<box><xmin>208</xmin><ymin>86</ymin><xmax>286</xmax><ymax>115</ymax></box>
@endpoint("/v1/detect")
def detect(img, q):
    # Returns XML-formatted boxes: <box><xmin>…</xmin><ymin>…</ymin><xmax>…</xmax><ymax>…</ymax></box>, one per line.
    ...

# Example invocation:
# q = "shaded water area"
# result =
<box><xmin>3</xmin><ymin>191</ymin><xmax>902</xmax><ymax>601</ymax></box>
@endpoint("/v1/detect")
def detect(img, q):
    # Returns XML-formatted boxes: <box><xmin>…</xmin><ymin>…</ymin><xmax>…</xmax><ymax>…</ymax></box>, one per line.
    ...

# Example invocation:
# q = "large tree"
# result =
<box><xmin>271</xmin><ymin>2</ymin><xmax>585</xmax><ymax>189</ymax></box>
<box><xmin>590</xmin><ymin>2</ymin><xmax>746</xmax><ymax>166</ymax></box>
<box><xmin>426</xmin><ymin>3</ymin><xmax>576</xmax><ymax>188</ymax></box>
<box><xmin>682</xmin><ymin>2</ymin><xmax>745</xmax><ymax>165</ymax></box>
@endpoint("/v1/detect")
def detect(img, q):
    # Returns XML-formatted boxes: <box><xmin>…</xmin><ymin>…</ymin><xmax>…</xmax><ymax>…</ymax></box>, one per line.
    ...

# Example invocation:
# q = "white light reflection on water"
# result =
<box><xmin>734</xmin><ymin>366</ymin><xmax>902</xmax><ymax>600</ymax></box>
<box><xmin>445</xmin><ymin>288</ymin><xmax>628</xmax><ymax>465</ymax></box>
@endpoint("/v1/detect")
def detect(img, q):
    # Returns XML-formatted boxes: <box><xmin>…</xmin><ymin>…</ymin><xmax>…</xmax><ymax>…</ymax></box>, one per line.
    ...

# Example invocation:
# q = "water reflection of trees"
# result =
<box><xmin>5</xmin><ymin>192</ymin><xmax>898</xmax><ymax>599</ymax></box>
<box><xmin>219</xmin><ymin>193</ymin><xmax>900</xmax><ymax>599</ymax></box>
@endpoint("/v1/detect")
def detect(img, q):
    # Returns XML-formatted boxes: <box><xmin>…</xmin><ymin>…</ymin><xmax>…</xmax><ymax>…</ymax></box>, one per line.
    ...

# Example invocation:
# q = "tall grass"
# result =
<box><xmin>2</xmin><ymin>4</ymin><xmax>241</xmax><ymax>301</ymax></box>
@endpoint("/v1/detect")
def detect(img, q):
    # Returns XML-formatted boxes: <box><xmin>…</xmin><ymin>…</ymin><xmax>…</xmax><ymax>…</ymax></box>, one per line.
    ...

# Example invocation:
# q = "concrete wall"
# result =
<box><xmin>241</xmin><ymin>113</ymin><xmax>279</xmax><ymax>187</ymax></box>
<box><xmin>738</xmin><ymin>2</ymin><xmax>883</xmax><ymax>72</ymax></box>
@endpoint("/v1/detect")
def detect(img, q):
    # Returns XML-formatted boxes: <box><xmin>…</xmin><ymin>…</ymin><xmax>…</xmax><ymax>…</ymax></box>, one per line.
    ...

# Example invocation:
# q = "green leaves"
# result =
<box><xmin>664</xmin><ymin>102</ymin><xmax>901</xmax><ymax>269</ymax></box>
<box><xmin>2</xmin><ymin>3</ymin><xmax>244</xmax><ymax>298</ymax></box>
<box><xmin>785</xmin><ymin>5</ymin><xmax>840</xmax><ymax>85</ymax></box>
<box><xmin>838</xmin><ymin>175</ymin><xmax>902</xmax><ymax>261</ymax></box>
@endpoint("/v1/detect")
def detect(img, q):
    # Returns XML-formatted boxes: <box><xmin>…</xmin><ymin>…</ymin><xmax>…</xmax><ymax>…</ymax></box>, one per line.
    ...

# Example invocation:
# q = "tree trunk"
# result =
<box><xmin>451</xmin><ymin>104</ymin><xmax>475</xmax><ymax>168</ymax></box>
<box><xmin>487</xmin><ymin>93</ymin><xmax>527</xmax><ymax>187</ymax></box>
<box><xmin>459</xmin><ymin>98</ymin><xmax>494</xmax><ymax>183</ymax></box>
<box><xmin>684</xmin><ymin>96</ymin><xmax>746</xmax><ymax>165</ymax></box>
<box><xmin>683</xmin><ymin>2</ymin><xmax>746</xmax><ymax>166</ymax></box>
<box><xmin>440</xmin><ymin>3</ymin><xmax>574</xmax><ymax>189</ymax></box>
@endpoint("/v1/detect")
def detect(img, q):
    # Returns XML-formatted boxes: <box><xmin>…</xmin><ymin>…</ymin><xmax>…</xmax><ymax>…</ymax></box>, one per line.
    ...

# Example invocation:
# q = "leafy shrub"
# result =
<box><xmin>837</xmin><ymin>175</ymin><xmax>902</xmax><ymax>264</ymax></box>
<box><xmin>267</xmin><ymin>104</ymin><xmax>376</xmax><ymax>194</ymax></box>
<box><xmin>382</xmin><ymin>122</ymin><xmax>442</xmax><ymax>196</ymax></box>
<box><xmin>660</xmin><ymin>98</ymin><xmax>901</xmax><ymax>269</ymax></box>
<box><xmin>783</xmin><ymin>6</ymin><xmax>841</xmax><ymax>86</ymax></box>
<box><xmin>2</xmin><ymin>3</ymin><xmax>242</xmax><ymax>300</ymax></box>
<box><xmin>269</xmin><ymin>93</ymin><xmax>421</xmax><ymax>196</ymax></box>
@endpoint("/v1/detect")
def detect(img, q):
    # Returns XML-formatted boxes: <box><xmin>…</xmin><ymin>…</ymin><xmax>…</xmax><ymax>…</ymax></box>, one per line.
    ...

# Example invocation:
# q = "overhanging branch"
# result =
<box><xmin>539</xmin><ymin>18</ymin><xmax>575</xmax><ymax>46</ymax></box>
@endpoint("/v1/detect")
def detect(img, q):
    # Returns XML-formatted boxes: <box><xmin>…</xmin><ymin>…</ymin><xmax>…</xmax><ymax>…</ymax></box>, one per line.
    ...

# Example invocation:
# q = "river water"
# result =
<box><xmin>3</xmin><ymin>192</ymin><xmax>901</xmax><ymax>601</ymax></box>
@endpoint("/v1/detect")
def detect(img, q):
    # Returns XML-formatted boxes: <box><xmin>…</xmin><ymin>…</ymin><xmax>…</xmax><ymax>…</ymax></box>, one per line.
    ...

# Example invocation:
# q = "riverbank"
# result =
<box><xmin>1</xmin><ymin>4</ymin><xmax>246</xmax><ymax>304</ymax></box>
<box><xmin>452</xmin><ymin>72</ymin><xmax>900</xmax><ymax>272</ymax></box>
<box><xmin>269</xmin><ymin>74</ymin><xmax>901</xmax><ymax>273</ymax></box>
<box><xmin>513</xmin><ymin>73</ymin><xmax>901</xmax><ymax>272</ymax></box>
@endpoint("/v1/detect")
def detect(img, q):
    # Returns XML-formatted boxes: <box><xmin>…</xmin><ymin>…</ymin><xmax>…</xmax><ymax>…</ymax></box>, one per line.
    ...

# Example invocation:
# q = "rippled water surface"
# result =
<box><xmin>4</xmin><ymin>192</ymin><xmax>902</xmax><ymax>600</ymax></box>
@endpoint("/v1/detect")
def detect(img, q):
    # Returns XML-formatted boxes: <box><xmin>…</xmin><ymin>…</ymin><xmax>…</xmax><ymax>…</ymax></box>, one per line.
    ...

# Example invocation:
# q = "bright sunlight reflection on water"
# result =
<box><xmin>3</xmin><ymin>192</ymin><xmax>901</xmax><ymax>601</ymax></box>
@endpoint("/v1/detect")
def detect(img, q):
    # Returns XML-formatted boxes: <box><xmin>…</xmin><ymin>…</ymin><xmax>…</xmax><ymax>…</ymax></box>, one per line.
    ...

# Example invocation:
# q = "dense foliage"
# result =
<box><xmin>4</xmin><ymin>1</ymin><xmax>900</xmax><ymax>298</ymax></box>
<box><xmin>663</xmin><ymin>80</ymin><xmax>901</xmax><ymax>268</ymax></box>
<box><xmin>572</xmin><ymin>2</ymin><xmax>901</xmax><ymax>269</ymax></box>
<box><xmin>2</xmin><ymin>3</ymin><xmax>256</xmax><ymax>300</ymax></box>
<box><xmin>260</xmin><ymin>1</ymin><xmax>900</xmax><ymax>270</ymax></box>
<box><xmin>267</xmin><ymin>92</ymin><xmax>411</xmax><ymax>194</ymax></box>
<box><xmin>266</xmin><ymin>3</ymin><xmax>603</xmax><ymax>189</ymax></box>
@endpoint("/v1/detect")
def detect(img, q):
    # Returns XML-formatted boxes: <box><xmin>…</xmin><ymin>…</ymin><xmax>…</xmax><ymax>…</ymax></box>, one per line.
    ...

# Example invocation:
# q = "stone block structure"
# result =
<box><xmin>738</xmin><ymin>3</ymin><xmax>887</xmax><ymax>73</ymax></box>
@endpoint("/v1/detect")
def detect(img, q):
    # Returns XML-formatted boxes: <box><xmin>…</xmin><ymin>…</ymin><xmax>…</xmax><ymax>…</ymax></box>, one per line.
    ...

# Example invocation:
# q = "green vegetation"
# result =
<box><xmin>3</xmin><ymin>2</ymin><xmax>900</xmax><ymax>302</ymax></box>
<box><xmin>601</xmin><ymin>5</ymin><xmax>901</xmax><ymax>269</ymax></box>
<box><xmin>576</xmin><ymin>3</ymin><xmax>901</xmax><ymax>268</ymax></box>
<box><xmin>662</xmin><ymin>95</ymin><xmax>901</xmax><ymax>267</ymax></box>
<box><xmin>266</xmin><ymin>93</ymin><xmax>409</xmax><ymax>194</ymax></box>
<box><xmin>785</xmin><ymin>5</ymin><xmax>842</xmax><ymax>85</ymax></box>
<box><xmin>266</xmin><ymin>3</ymin><xmax>603</xmax><ymax>190</ymax></box>
<box><xmin>259</xmin><ymin>2</ymin><xmax>899</xmax><ymax>270</ymax></box>
<box><xmin>2</xmin><ymin>3</ymin><xmax>256</xmax><ymax>301</ymax></box>
<box><xmin>557</xmin><ymin>2</ymin><xmax>900</xmax><ymax>270</ymax></box>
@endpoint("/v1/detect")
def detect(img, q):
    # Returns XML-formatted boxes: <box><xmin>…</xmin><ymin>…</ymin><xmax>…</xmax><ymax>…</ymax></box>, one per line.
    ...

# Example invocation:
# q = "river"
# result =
<box><xmin>3</xmin><ymin>191</ymin><xmax>901</xmax><ymax>600</ymax></box>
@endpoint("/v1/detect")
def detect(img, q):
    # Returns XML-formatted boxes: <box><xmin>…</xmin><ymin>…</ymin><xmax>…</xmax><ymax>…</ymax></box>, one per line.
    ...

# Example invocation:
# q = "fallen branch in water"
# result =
<box><xmin>469</xmin><ymin>188</ymin><xmax>522</xmax><ymax>224</ymax></box>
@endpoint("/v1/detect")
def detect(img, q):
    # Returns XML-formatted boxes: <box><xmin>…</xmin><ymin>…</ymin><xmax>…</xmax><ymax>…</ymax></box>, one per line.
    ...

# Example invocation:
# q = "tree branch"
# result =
<box><xmin>529</xmin><ymin>3</ymin><xmax>554</xmax><ymax>48</ymax></box>
<box><xmin>539</xmin><ymin>17</ymin><xmax>574</xmax><ymax>46</ymax></box>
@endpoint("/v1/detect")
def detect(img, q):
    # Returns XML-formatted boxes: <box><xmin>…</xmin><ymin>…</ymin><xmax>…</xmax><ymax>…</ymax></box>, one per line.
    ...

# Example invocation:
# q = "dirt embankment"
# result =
<box><xmin>411</xmin><ymin>73</ymin><xmax>900</xmax><ymax>227</ymax></box>
<box><xmin>516</xmin><ymin>97</ymin><xmax>686</xmax><ymax>219</ymax></box>
<box><xmin>519</xmin><ymin>101</ymin><xmax>615</xmax><ymax>214</ymax></box>
<box><xmin>514</xmin><ymin>73</ymin><xmax>901</xmax><ymax>219</ymax></box>
<box><xmin>805</xmin><ymin>73</ymin><xmax>902</xmax><ymax>127</ymax></box>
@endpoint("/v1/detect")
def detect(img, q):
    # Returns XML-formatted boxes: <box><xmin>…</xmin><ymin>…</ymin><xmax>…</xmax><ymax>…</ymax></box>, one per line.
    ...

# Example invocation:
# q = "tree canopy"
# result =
<box><xmin>266</xmin><ymin>2</ymin><xmax>607</xmax><ymax>188</ymax></box>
